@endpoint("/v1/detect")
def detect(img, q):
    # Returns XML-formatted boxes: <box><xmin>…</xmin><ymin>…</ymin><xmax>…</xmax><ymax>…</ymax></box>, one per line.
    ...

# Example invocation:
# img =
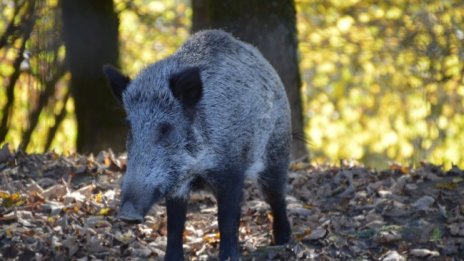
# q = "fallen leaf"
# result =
<box><xmin>203</xmin><ymin>232</ymin><xmax>220</xmax><ymax>244</ymax></box>
<box><xmin>98</xmin><ymin>207</ymin><xmax>111</xmax><ymax>216</ymax></box>
<box><xmin>409</xmin><ymin>248</ymin><xmax>440</xmax><ymax>257</ymax></box>
<box><xmin>381</xmin><ymin>250</ymin><xmax>406</xmax><ymax>261</ymax></box>
<box><xmin>62</xmin><ymin>236</ymin><xmax>79</xmax><ymax>257</ymax></box>
<box><xmin>42</xmin><ymin>184</ymin><xmax>67</xmax><ymax>199</ymax></box>
<box><xmin>305</xmin><ymin>228</ymin><xmax>327</xmax><ymax>240</ymax></box>
<box><xmin>389</xmin><ymin>163</ymin><xmax>409</xmax><ymax>174</ymax></box>
<box><xmin>0</xmin><ymin>192</ymin><xmax>24</xmax><ymax>207</ymax></box>
<box><xmin>411</xmin><ymin>196</ymin><xmax>435</xmax><ymax>211</ymax></box>
<box><xmin>375</xmin><ymin>230</ymin><xmax>401</xmax><ymax>243</ymax></box>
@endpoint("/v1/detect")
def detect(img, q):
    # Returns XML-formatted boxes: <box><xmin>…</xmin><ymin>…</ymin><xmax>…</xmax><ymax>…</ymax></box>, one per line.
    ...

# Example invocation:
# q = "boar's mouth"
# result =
<box><xmin>118</xmin><ymin>188</ymin><xmax>162</xmax><ymax>224</ymax></box>
<box><xmin>118</xmin><ymin>199</ymin><xmax>145</xmax><ymax>224</ymax></box>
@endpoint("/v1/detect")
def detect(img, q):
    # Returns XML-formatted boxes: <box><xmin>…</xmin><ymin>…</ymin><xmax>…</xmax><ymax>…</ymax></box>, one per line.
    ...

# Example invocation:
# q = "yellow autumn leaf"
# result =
<box><xmin>94</xmin><ymin>192</ymin><xmax>103</xmax><ymax>203</ymax></box>
<box><xmin>388</xmin><ymin>164</ymin><xmax>409</xmax><ymax>174</ymax></box>
<box><xmin>5</xmin><ymin>227</ymin><xmax>13</xmax><ymax>238</ymax></box>
<box><xmin>203</xmin><ymin>232</ymin><xmax>220</xmax><ymax>244</ymax></box>
<box><xmin>0</xmin><ymin>191</ymin><xmax>10</xmax><ymax>198</ymax></box>
<box><xmin>48</xmin><ymin>216</ymin><xmax>56</xmax><ymax>224</ymax></box>
<box><xmin>10</xmin><ymin>193</ymin><xmax>20</xmax><ymax>201</ymax></box>
<box><xmin>104</xmin><ymin>156</ymin><xmax>111</xmax><ymax>167</ymax></box>
<box><xmin>295</xmin><ymin>229</ymin><xmax>312</xmax><ymax>241</ymax></box>
<box><xmin>98</xmin><ymin>207</ymin><xmax>111</xmax><ymax>216</ymax></box>
<box><xmin>303</xmin><ymin>203</ymin><xmax>314</xmax><ymax>209</ymax></box>
<box><xmin>1</xmin><ymin>192</ymin><xmax>24</xmax><ymax>207</ymax></box>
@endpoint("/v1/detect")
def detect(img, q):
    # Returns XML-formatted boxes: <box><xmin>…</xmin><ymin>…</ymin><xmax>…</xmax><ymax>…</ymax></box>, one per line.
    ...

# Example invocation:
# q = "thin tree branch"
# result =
<box><xmin>0</xmin><ymin>0</ymin><xmax>27</xmax><ymax>49</ymax></box>
<box><xmin>19</xmin><ymin>67</ymin><xmax>66</xmax><ymax>150</ymax></box>
<box><xmin>0</xmin><ymin>0</ymin><xmax>36</xmax><ymax>143</ymax></box>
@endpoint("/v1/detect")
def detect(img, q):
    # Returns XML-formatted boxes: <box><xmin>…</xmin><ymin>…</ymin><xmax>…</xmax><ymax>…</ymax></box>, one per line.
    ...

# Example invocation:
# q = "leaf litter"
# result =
<box><xmin>1</xmin><ymin>148</ymin><xmax>464</xmax><ymax>260</ymax></box>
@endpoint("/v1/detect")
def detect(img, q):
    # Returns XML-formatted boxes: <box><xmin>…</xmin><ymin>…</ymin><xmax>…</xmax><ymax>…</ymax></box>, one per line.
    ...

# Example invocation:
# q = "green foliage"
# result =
<box><xmin>0</xmin><ymin>0</ymin><xmax>75</xmax><ymax>154</ymax></box>
<box><xmin>1</xmin><ymin>0</ymin><xmax>463</xmax><ymax>169</ymax></box>
<box><xmin>0</xmin><ymin>0</ymin><xmax>190</xmax><ymax>154</ymax></box>
<box><xmin>297</xmin><ymin>0</ymin><xmax>464</xmax><ymax>168</ymax></box>
<box><xmin>115</xmin><ymin>0</ymin><xmax>191</xmax><ymax>75</ymax></box>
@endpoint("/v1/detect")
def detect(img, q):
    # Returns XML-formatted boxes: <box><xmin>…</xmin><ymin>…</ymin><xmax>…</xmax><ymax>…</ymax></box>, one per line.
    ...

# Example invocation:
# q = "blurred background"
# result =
<box><xmin>0</xmin><ymin>0</ymin><xmax>463</xmax><ymax>169</ymax></box>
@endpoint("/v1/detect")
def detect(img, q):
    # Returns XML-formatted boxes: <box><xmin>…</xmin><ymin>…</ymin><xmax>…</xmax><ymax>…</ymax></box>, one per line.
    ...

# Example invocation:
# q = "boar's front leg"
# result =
<box><xmin>165</xmin><ymin>198</ymin><xmax>188</xmax><ymax>261</ymax></box>
<box><xmin>215</xmin><ymin>169</ymin><xmax>245</xmax><ymax>261</ymax></box>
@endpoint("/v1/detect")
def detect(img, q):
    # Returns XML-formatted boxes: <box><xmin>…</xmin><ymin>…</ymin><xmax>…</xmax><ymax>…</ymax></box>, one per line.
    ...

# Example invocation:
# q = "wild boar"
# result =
<box><xmin>103</xmin><ymin>29</ymin><xmax>292</xmax><ymax>261</ymax></box>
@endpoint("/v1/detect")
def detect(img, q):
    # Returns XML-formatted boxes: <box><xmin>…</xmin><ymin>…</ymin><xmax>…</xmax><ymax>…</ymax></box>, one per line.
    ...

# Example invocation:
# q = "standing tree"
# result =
<box><xmin>191</xmin><ymin>0</ymin><xmax>308</xmax><ymax>160</ymax></box>
<box><xmin>60</xmin><ymin>0</ymin><xmax>126</xmax><ymax>153</ymax></box>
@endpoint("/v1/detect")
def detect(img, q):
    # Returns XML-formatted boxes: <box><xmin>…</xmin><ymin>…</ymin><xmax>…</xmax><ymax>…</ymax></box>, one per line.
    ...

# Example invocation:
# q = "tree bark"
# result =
<box><xmin>60</xmin><ymin>0</ymin><xmax>126</xmax><ymax>153</ymax></box>
<box><xmin>44</xmin><ymin>91</ymin><xmax>70</xmax><ymax>152</ymax></box>
<box><xmin>191</xmin><ymin>0</ymin><xmax>308</xmax><ymax>160</ymax></box>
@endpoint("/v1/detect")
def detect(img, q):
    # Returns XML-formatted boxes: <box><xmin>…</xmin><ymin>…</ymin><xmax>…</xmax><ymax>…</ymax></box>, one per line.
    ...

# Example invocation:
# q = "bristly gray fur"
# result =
<box><xmin>120</xmin><ymin>29</ymin><xmax>291</xmax><ymax>206</ymax></box>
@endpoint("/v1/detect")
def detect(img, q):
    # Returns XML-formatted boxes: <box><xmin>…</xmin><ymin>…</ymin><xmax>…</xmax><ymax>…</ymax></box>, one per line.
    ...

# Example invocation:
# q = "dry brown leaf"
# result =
<box><xmin>203</xmin><ymin>232</ymin><xmax>220</xmax><ymax>244</ymax></box>
<box><xmin>62</xmin><ymin>235</ymin><xmax>79</xmax><ymax>257</ymax></box>
<box><xmin>42</xmin><ymin>184</ymin><xmax>67</xmax><ymax>199</ymax></box>
<box><xmin>306</xmin><ymin>227</ymin><xmax>327</xmax><ymax>240</ymax></box>
<box><xmin>381</xmin><ymin>250</ymin><xmax>406</xmax><ymax>261</ymax></box>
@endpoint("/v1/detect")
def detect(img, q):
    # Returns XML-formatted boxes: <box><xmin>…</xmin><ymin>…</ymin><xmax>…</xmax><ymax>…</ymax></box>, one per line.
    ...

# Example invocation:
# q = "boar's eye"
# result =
<box><xmin>158</xmin><ymin>122</ymin><xmax>173</xmax><ymax>138</ymax></box>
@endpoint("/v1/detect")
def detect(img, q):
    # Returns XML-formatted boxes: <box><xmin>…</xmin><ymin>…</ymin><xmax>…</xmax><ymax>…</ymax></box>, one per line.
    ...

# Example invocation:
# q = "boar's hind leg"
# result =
<box><xmin>165</xmin><ymin>198</ymin><xmax>188</xmax><ymax>261</ymax></box>
<box><xmin>259</xmin><ymin>161</ymin><xmax>291</xmax><ymax>245</ymax></box>
<box><xmin>215</xmin><ymin>170</ymin><xmax>245</xmax><ymax>261</ymax></box>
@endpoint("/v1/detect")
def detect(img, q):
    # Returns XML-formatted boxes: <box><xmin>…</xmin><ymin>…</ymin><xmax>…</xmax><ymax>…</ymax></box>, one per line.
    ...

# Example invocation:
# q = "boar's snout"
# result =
<box><xmin>119</xmin><ymin>213</ymin><xmax>143</xmax><ymax>224</ymax></box>
<box><xmin>118</xmin><ymin>185</ymin><xmax>162</xmax><ymax>224</ymax></box>
<box><xmin>118</xmin><ymin>200</ymin><xmax>144</xmax><ymax>224</ymax></box>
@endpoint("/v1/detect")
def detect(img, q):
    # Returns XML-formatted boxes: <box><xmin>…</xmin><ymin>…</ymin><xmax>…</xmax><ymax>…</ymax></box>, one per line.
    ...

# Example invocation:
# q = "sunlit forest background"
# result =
<box><xmin>1</xmin><ymin>0</ymin><xmax>463</xmax><ymax>169</ymax></box>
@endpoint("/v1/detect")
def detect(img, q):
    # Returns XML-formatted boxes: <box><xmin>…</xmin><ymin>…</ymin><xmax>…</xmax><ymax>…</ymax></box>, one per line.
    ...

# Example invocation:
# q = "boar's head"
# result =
<box><xmin>103</xmin><ymin>64</ymin><xmax>203</xmax><ymax>223</ymax></box>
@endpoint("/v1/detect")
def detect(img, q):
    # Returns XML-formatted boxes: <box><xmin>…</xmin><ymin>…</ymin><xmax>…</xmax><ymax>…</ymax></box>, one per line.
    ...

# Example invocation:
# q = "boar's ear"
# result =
<box><xmin>169</xmin><ymin>67</ymin><xmax>203</xmax><ymax>107</ymax></box>
<box><xmin>103</xmin><ymin>64</ymin><xmax>130</xmax><ymax>103</ymax></box>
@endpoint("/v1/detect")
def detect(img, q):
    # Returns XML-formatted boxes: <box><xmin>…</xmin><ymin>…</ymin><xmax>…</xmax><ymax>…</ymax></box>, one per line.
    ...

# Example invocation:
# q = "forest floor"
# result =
<box><xmin>0</xmin><ymin>145</ymin><xmax>463</xmax><ymax>260</ymax></box>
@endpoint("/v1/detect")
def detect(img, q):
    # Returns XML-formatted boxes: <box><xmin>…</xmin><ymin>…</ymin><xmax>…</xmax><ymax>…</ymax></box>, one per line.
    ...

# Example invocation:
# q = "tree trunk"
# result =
<box><xmin>60</xmin><ymin>0</ymin><xmax>126</xmax><ymax>153</ymax></box>
<box><xmin>191</xmin><ymin>0</ymin><xmax>308</xmax><ymax>160</ymax></box>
